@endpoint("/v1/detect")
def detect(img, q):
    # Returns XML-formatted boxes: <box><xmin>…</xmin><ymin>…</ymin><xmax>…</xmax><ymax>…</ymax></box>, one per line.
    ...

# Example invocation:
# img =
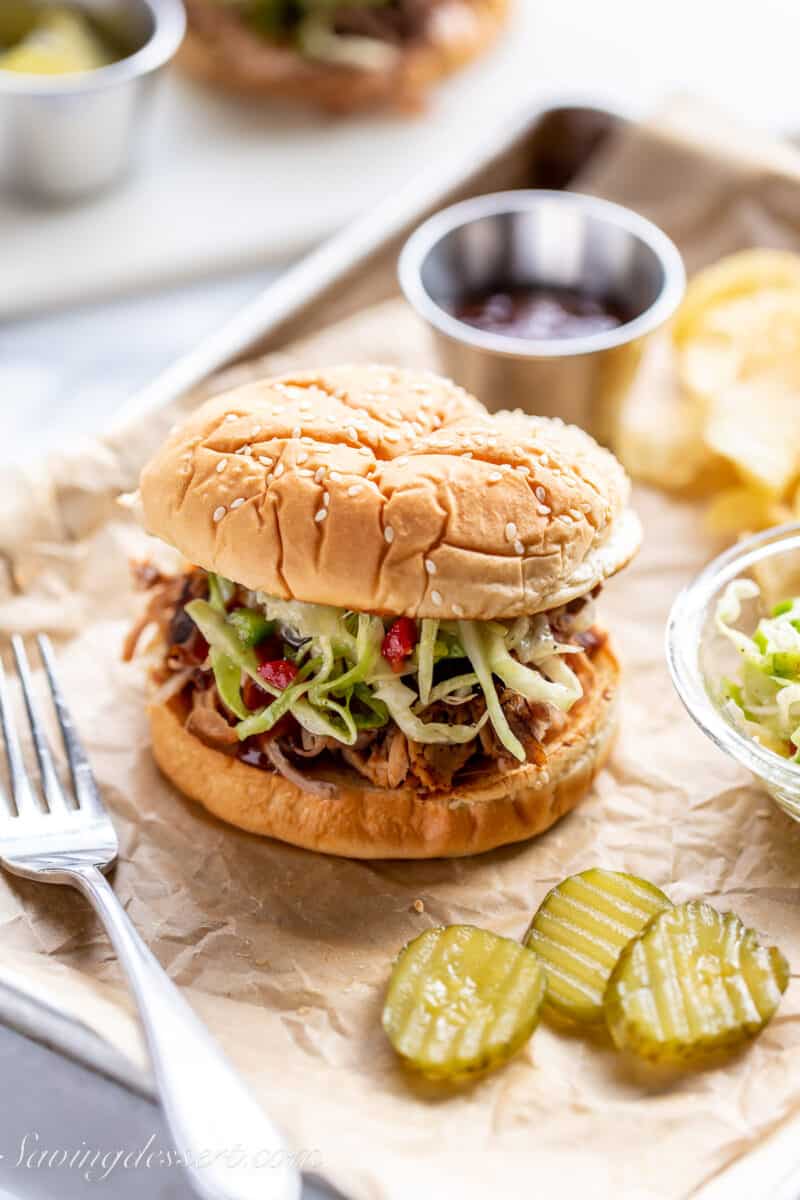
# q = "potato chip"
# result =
<box><xmin>703</xmin><ymin>370</ymin><xmax>800</xmax><ymax>497</ymax></box>
<box><xmin>673</xmin><ymin>249</ymin><xmax>800</xmax><ymax>345</ymax></box>
<box><xmin>614</xmin><ymin>333</ymin><xmax>713</xmax><ymax>489</ymax></box>
<box><xmin>705</xmin><ymin>487</ymin><xmax>789</xmax><ymax>536</ymax></box>
<box><xmin>615</xmin><ymin>248</ymin><xmax>800</xmax><ymax>533</ymax></box>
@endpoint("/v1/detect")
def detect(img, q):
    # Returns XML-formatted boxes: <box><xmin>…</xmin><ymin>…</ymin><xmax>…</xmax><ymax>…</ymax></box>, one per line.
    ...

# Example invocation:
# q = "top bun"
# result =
<box><xmin>139</xmin><ymin>365</ymin><xmax>641</xmax><ymax>620</ymax></box>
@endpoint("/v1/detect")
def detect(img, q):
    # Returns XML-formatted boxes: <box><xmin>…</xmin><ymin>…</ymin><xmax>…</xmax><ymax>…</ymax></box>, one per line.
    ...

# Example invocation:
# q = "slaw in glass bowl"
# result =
<box><xmin>667</xmin><ymin>523</ymin><xmax>800</xmax><ymax>822</ymax></box>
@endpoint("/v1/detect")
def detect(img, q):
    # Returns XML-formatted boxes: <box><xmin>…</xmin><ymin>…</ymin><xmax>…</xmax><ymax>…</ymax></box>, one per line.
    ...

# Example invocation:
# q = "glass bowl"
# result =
<box><xmin>667</xmin><ymin>523</ymin><xmax>800</xmax><ymax>822</ymax></box>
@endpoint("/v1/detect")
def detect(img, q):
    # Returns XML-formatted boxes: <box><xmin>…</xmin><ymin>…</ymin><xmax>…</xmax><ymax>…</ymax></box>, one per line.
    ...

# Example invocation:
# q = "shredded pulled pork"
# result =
<box><xmin>129</xmin><ymin>567</ymin><xmax>605</xmax><ymax>796</ymax></box>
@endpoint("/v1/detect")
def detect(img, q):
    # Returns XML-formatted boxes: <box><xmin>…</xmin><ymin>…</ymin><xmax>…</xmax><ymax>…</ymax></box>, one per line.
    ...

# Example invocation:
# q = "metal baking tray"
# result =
<box><xmin>109</xmin><ymin>99</ymin><xmax>625</xmax><ymax>432</ymax></box>
<box><xmin>9</xmin><ymin>98</ymin><xmax>800</xmax><ymax>1200</ymax></box>
<box><xmin>0</xmin><ymin>94</ymin><xmax>623</xmax><ymax>1146</ymax></box>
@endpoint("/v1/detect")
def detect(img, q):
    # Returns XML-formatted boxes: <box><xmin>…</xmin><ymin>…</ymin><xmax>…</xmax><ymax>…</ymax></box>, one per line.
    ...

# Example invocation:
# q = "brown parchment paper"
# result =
<box><xmin>4</xmin><ymin>99</ymin><xmax>800</xmax><ymax>1200</ymax></box>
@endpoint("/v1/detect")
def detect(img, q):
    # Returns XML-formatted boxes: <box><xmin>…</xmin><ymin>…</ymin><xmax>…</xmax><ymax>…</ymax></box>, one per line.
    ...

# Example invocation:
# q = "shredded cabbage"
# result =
<box><xmin>458</xmin><ymin>621</ymin><xmax>525</xmax><ymax>761</ymax></box>
<box><xmin>417</xmin><ymin>618</ymin><xmax>438</xmax><ymax>708</ymax></box>
<box><xmin>372</xmin><ymin>678</ymin><xmax>488</xmax><ymax>746</ymax></box>
<box><xmin>485</xmin><ymin>629</ymin><xmax>582</xmax><ymax>712</ymax></box>
<box><xmin>716</xmin><ymin>579</ymin><xmax>800</xmax><ymax>759</ymax></box>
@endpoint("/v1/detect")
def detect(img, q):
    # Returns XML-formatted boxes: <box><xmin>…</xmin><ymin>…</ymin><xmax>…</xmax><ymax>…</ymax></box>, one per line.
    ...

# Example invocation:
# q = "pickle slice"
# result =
<box><xmin>604</xmin><ymin>900</ymin><xmax>789</xmax><ymax>1064</ymax></box>
<box><xmin>524</xmin><ymin>869</ymin><xmax>672</xmax><ymax>1025</ymax></box>
<box><xmin>382</xmin><ymin>925</ymin><xmax>545</xmax><ymax>1080</ymax></box>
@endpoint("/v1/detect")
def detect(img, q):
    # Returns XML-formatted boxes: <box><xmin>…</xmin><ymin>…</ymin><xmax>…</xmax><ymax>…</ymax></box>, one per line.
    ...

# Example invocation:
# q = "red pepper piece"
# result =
<box><xmin>381</xmin><ymin>617</ymin><xmax>418</xmax><ymax>671</ymax></box>
<box><xmin>258</xmin><ymin>659</ymin><xmax>299</xmax><ymax>690</ymax></box>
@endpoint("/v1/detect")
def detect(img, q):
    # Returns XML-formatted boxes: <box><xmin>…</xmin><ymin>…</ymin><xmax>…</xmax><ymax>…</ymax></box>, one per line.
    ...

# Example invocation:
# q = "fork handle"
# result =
<box><xmin>71</xmin><ymin>866</ymin><xmax>301</xmax><ymax>1200</ymax></box>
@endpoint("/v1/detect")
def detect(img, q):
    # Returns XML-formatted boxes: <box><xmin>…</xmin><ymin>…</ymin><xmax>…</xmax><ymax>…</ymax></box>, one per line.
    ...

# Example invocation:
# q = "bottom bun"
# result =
<box><xmin>149</xmin><ymin>644</ymin><xmax>619</xmax><ymax>859</ymax></box>
<box><xmin>178</xmin><ymin>0</ymin><xmax>509</xmax><ymax>114</ymax></box>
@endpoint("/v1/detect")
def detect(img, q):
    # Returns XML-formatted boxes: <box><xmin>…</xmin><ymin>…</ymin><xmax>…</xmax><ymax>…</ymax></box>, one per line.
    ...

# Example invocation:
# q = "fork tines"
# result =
<box><xmin>0</xmin><ymin>636</ymin><xmax>102</xmax><ymax>817</ymax></box>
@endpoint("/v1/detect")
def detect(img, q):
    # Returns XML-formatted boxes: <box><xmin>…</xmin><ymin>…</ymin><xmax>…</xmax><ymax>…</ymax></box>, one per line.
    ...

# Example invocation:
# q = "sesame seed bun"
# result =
<box><xmin>177</xmin><ymin>0</ymin><xmax>509</xmax><ymax>114</ymax></box>
<box><xmin>139</xmin><ymin>365</ymin><xmax>641</xmax><ymax>621</ymax></box>
<box><xmin>149</xmin><ymin>642</ymin><xmax>619</xmax><ymax>858</ymax></box>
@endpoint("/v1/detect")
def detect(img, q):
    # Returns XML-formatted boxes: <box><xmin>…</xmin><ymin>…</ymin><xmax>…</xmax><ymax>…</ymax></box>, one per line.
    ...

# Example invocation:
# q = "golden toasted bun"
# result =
<box><xmin>139</xmin><ymin>365</ymin><xmax>641</xmax><ymax>621</ymax></box>
<box><xmin>178</xmin><ymin>0</ymin><xmax>509</xmax><ymax>114</ymax></box>
<box><xmin>149</xmin><ymin>643</ymin><xmax>619</xmax><ymax>859</ymax></box>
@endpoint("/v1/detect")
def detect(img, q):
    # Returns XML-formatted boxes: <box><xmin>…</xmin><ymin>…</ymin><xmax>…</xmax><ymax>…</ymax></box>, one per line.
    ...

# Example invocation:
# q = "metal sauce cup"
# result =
<box><xmin>0</xmin><ymin>0</ymin><xmax>185</xmax><ymax>202</ymax></box>
<box><xmin>398</xmin><ymin>190</ymin><xmax>685</xmax><ymax>443</ymax></box>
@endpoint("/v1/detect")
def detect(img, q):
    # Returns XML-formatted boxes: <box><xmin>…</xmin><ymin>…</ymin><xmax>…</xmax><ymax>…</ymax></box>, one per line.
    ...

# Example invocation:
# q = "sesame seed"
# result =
<box><xmin>272</xmin><ymin>406</ymin><xmax>285</xmax><ymax>414</ymax></box>
<box><xmin>297</xmin><ymin>451</ymin><xmax>308</xmax><ymax>464</ymax></box>
<box><xmin>224</xmin><ymin>414</ymin><xmax>237</xmax><ymax>423</ymax></box>
<box><xmin>424</xmin><ymin>559</ymin><xmax>437</xmax><ymax>575</ymax></box>
<box><xmin>500</xmin><ymin>463</ymin><xmax>512</xmax><ymax>473</ymax></box>
<box><xmin>216</xmin><ymin>460</ymin><xmax>227</xmax><ymax>474</ymax></box>
<box><xmin>314</xmin><ymin>508</ymin><xmax>327</xmax><ymax>523</ymax></box>
<box><xmin>452</xmin><ymin>604</ymin><xmax>464</xmax><ymax>617</ymax></box>
<box><xmin>258</xmin><ymin>456</ymin><xmax>273</xmax><ymax>467</ymax></box>
<box><xmin>213</xmin><ymin>506</ymin><xmax>226</xmax><ymax>522</ymax></box>
<box><xmin>431</xmin><ymin>590</ymin><xmax>442</xmax><ymax>606</ymax></box>
<box><xmin>314</xmin><ymin>467</ymin><xmax>327</xmax><ymax>483</ymax></box>
<box><xmin>291</xmin><ymin>425</ymin><xmax>301</xmax><ymax>439</ymax></box>
<box><xmin>251</xmin><ymin>425</ymin><xmax>261</xmax><ymax>436</ymax></box>
<box><xmin>230</xmin><ymin>497</ymin><xmax>245</xmax><ymax>510</ymax></box>
<box><xmin>297</xmin><ymin>469</ymin><xmax>313</xmax><ymax>477</ymax></box>
<box><xmin>329</xmin><ymin>471</ymin><xmax>343</xmax><ymax>482</ymax></box>
<box><xmin>538</xmin><ymin>504</ymin><xmax>551</xmax><ymax>516</ymax></box>
<box><xmin>326</xmin><ymin>414</ymin><xmax>337</xmax><ymax>424</ymax></box>
<box><xmin>237</xmin><ymin>444</ymin><xmax>252</xmax><ymax>456</ymax></box>
<box><xmin>300</xmin><ymin>436</ymin><xmax>313</xmax><ymax>445</ymax></box>
<box><xmin>513</xmin><ymin>539</ymin><xmax>525</xmax><ymax>555</ymax></box>
<box><xmin>358</xmin><ymin>447</ymin><xmax>371</xmax><ymax>455</ymax></box>
<box><xmin>299</xmin><ymin>402</ymin><xmax>312</xmax><ymax>412</ymax></box>
<box><xmin>317</xmin><ymin>445</ymin><xmax>331</xmax><ymax>453</ymax></box>
<box><xmin>394</xmin><ymin>456</ymin><xmax>410</xmax><ymax>468</ymax></box>
<box><xmin>384</xmin><ymin>526</ymin><xmax>395</xmax><ymax>544</ymax></box>
<box><xmin>488</xmin><ymin>471</ymin><xmax>502</xmax><ymax>483</ymax></box>
<box><xmin>512</xmin><ymin>445</ymin><xmax>524</xmax><ymax>456</ymax></box>
<box><xmin>505</xmin><ymin>522</ymin><xmax>517</xmax><ymax>541</ymax></box>
<box><xmin>385</xmin><ymin>431</ymin><xmax>401</xmax><ymax>443</ymax></box>
<box><xmin>322</xmin><ymin>492</ymin><xmax>330</xmax><ymax>507</ymax></box>
<box><xmin>535</xmin><ymin>486</ymin><xmax>546</xmax><ymax>501</ymax></box>
<box><xmin>463</xmin><ymin>451</ymin><xmax>473</xmax><ymax>460</ymax></box>
<box><xmin>346</xmin><ymin>426</ymin><xmax>358</xmax><ymax>441</ymax></box>
<box><xmin>347</xmin><ymin>484</ymin><xmax>362</xmax><ymax>496</ymax></box>
<box><xmin>274</xmin><ymin>463</ymin><xmax>284</xmax><ymax>478</ymax></box>
<box><xmin>516</xmin><ymin>464</ymin><xmax>530</xmax><ymax>475</ymax></box>
<box><xmin>388</xmin><ymin>408</ymin><xmax>403</xmax><ymax>420</ymax></box>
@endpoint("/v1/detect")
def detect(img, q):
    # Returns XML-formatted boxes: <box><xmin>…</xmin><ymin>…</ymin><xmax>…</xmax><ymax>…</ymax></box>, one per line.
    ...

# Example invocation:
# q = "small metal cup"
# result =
<box><xmin>0</xmin><ymin>0</ymin><xmax>185</xmax><ymax>202</ymax></box>
<box><xmin>398</xmin><ymin>190</ymin><xmax>685</xmax><ymax>444</ymax></box>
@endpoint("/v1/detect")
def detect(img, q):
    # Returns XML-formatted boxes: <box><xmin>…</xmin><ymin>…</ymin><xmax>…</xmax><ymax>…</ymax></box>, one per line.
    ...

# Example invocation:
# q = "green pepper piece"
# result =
<box><xmin>771</xmin><ymin>651</ymin><xmax>800</xmax><ymax>680</ymax></box>
<box><xmin>772</xmin><ymin>600</ymin><xmax>795</xmax><ymax>617</ymax></box>
<box><xmin>229</xmin><ymin>607</ymin><xmax>275</xmax><ymax>648</ymax></box>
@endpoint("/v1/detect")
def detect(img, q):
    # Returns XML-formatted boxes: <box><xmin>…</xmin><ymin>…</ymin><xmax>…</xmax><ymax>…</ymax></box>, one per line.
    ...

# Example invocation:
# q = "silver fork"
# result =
<box><xmin>0</xmin><ymin>635</ymin><xmax>300</xmax><ymax>1200</ymax></box>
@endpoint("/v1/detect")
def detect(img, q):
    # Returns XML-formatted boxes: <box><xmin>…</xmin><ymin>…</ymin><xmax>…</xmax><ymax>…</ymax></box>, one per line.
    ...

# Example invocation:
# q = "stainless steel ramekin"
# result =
<box><xmin>398</xmin><ymin>190</ymin><xmax>685</xmax><ymax>443</ymax></box>
<box><xmin>0</xmin><ymin>0</ymin><xmax>185</xmax><ymax>202</ymax></box>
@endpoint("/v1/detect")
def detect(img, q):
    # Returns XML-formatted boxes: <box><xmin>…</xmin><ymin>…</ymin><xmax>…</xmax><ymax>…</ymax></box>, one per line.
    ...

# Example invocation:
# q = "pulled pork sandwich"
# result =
<box><xmin>127</xmin><ymin>365</ymin><xmax>641</xmax><ymax>858</ymax></box>
<box><xmin>177</xmin><ymin>0</ymin><xmax>509</xmax><ymax>113</ymax></box>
